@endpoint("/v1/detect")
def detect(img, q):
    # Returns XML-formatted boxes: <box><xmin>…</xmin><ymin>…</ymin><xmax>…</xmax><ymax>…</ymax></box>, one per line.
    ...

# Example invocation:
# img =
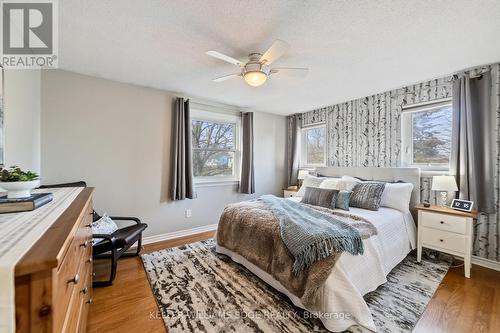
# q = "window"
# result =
<box><xmin>301</xmin><ymin>124</ymin><xmax>326</xmax><ymax>166</ymax></box>
<box><xmin>401</xmin><ymin>100</ymin><xmax>453</xmax><ymax>171</ymax></box>
<box><xmin>191</xmin><ymin>109</ymin><xmax>241</xmax><ymax>182</ymax></box>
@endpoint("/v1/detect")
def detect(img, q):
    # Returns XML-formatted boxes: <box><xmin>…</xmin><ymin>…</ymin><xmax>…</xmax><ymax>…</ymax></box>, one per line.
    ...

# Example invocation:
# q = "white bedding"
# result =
<box><xmin>215</xmin><ymin>197</ymin><xmax>417</xmax><ymax>332</ymax></box>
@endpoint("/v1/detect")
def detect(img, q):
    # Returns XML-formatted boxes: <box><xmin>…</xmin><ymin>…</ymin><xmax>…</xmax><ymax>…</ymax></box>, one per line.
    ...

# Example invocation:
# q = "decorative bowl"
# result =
<box><xmin>0</xmin><ymin>180</ymin><xmax>40</xmax><ymax>198</ymax></box>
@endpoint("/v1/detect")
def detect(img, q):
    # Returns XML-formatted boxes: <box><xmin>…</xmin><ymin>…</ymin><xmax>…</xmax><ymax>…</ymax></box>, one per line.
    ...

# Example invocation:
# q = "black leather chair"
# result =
<box><xmin>38</xmin><ymin>181</ymin><xmax>148</xmax><ymax>287</ymax></box>
<box><xmin>91</xmin><ymin>212</ymin><xmax>147</xmax><ymax>287</ymax></box>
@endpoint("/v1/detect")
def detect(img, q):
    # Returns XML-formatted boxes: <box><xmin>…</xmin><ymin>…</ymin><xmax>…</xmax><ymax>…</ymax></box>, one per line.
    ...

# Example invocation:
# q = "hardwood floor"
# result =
<box><xmin>87</xmin><ymin>231</ymin><xmax>215</xmax><ymax>333</ymax></box>
<box><xmin>88</xmin><ymin>232</ymin><xmax>500</xmax><ymax>333</ymax></box>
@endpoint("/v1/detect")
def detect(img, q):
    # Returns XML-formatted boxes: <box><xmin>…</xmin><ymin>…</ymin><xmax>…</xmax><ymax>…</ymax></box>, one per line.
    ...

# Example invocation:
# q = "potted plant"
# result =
<box><xmin>0</xmin><ymin>166</ymin><xmax>40</xmax><ymax>198</ymax></box>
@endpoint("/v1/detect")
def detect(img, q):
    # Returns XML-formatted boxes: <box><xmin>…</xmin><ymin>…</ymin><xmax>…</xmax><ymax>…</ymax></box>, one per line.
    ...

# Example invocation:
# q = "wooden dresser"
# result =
<box><xmin>14</xmin><ymin>188</ymin><xmax>94</xmax><ymax>333</ymax></box>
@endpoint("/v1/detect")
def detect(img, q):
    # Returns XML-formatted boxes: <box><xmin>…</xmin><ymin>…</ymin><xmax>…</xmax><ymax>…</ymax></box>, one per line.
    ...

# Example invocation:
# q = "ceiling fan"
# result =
<box><xmin>206</xmin><ymin>40</ymin><xmax>309</xmax><ymax>87</ymax></box>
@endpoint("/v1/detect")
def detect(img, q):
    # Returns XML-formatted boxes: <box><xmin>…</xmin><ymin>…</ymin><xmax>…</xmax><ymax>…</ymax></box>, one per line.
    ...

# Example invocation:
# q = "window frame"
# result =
<box><xmin>401</xmin><ymin>99</ymin><xmax>453</xmax><ymax>172</ymax></box>
<box><xmin>190</xmin><ymin>108</ymin><xmax>241</xmax><ymax>184</ymax></box>
<box><xmin>300</xmin><ymin>123</ymin><xmax>327</xmax><ymax>168</ymax></box>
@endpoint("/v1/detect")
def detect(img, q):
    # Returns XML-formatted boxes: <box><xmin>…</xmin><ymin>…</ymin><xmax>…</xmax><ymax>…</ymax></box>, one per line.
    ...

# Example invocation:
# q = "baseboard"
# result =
<box><xmin>142</xmin><ymin>223</ymin><xmax>218</xmax><ymax>246</ymax></box>
<box><xmin>471</xmin><ymin>255</ymin><xmax>500</xmax><ymax>272</ymax></box>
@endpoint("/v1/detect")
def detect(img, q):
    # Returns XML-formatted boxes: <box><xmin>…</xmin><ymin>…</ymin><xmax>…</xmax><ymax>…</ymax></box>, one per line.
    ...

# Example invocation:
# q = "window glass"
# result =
<box><xmin>402</xmin><ymin>102</ymin><xmax>453</xmax><ymax>170</ymax></box>
<box><xmin>302</xmin><ymin>125</ymin><xmax>326</xmax><ymax>166</ymax></box>
<box><xmin>411</xmin><ymin>106</ymin><xmax>452</xmax><ymax>166</ymax></box>
<box><xmin>191</xmin><ymin>119</ymin><xmax>237</xmax><ymax>178</ymax></box>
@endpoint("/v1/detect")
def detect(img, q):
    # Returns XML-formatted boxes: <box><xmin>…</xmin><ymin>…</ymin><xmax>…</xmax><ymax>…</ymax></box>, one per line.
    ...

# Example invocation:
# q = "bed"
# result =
<box><xmin>216</xmin><ymin>167</ymin><xmax>420</xmax><ymax>332</ymax></box>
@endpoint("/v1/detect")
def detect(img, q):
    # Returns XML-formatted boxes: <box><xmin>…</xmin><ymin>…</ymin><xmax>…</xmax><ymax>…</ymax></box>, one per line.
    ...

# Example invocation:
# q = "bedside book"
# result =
<box><xmin>0</xmin><ymin>193</ymin><xmax>53</xmax><ymax>213</ymax></box>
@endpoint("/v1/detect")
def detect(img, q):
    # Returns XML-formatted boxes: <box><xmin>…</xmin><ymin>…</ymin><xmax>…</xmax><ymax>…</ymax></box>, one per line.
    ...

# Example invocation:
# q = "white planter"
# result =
<box><xmin>0</xmin><ymin>180</ymin><xmax>40</xmax><ymax>199</ymax></box>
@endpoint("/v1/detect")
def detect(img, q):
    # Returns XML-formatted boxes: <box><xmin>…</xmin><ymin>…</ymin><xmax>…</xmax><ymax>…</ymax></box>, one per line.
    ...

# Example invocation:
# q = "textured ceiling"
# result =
<box><xmin>59</xmin><ymin>0</ymin><xmax>500</xmax><ymax>115</ymax></box>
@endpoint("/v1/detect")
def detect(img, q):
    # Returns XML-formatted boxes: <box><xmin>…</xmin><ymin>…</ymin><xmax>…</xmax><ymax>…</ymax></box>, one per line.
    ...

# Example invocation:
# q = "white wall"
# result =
<box><xmin>3</xmin><ymin>69</ymin><xmax>41</xmax><ymax>171</ymax></box>
<box><xmin>41</xmin><ymin>70</ymin><xmax>286</xmax><ymax>237</ymax></box>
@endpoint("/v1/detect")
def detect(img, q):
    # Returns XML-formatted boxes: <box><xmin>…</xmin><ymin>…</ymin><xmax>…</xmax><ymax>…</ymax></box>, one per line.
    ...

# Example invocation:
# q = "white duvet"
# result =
<box><xmin>215</xmin><ymin>197</ymin><xmax>417</xmax><ymax>332</ymax></box>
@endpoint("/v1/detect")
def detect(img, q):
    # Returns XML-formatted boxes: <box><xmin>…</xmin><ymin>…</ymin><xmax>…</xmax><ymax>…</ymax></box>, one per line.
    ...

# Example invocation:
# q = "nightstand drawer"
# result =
<box><xmin>421</xmin><ymin>211</ymin><xmax>466</xmax><ymax>234</ymax></box>
<box><xmin>283</xmin><ymin>190</ymin><xmax>298</xmax><ymax>198</ymax></box>
<box><xmin>421</xmin><ymin>227</ymin><xmax>466</xmax><ymax>254</ymax></box>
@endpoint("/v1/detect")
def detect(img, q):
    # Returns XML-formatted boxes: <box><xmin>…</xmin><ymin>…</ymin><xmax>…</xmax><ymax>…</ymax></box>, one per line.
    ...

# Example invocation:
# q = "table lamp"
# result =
<box><xmin>431</xmin><ymin>175</ymin><xmax>458</xmax><ymax>207</ymax></box>
<box><xmin>297</xmin><ymin>170</ymin><xmax>309</xmax><ymax>188</ymax></box>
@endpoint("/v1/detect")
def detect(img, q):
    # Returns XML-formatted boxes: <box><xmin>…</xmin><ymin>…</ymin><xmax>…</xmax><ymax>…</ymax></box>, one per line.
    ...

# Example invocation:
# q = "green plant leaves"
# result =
<box><xmin>0</xmin><ymin>166</ymin><xmax>39</xmax><ymax>182</ymax></box>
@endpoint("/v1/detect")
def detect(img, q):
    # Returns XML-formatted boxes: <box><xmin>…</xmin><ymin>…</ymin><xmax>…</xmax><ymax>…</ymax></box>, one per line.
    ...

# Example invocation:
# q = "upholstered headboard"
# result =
<box><xmin>314</xmin><ymin>167</ymin><xmax>421</xmax><ymax>217</ymax></box>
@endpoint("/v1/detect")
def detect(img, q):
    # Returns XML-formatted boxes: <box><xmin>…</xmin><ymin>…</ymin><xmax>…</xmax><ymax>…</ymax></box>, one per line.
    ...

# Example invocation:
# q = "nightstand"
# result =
<box><xmin>416</xmin><ymin>204</ymin><xmax>478</xmax><ymax>278</ymax></box>
<box><xmin>283</xmin><ymin>188</ymin><xmax>299</xmax><ymax>198</ymax></box>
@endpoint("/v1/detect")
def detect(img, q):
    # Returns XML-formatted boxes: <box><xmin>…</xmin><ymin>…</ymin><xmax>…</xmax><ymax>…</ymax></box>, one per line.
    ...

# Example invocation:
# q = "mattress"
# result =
<box><xmin>216</xmin><ymin>198</ymin><xmax>417</xmax><ymax>332</ymax></box>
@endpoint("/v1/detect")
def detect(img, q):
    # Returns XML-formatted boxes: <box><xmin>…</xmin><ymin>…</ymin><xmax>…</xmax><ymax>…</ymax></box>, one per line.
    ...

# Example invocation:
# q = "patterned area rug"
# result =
<box><xmin>141</xmin><ymin>240</ymin><xmax>451</xmax><ymax>333</ymax></box>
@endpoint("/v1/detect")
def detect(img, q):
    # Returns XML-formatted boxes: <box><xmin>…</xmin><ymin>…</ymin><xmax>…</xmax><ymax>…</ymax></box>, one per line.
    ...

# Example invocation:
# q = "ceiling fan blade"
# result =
<box><xmin>270</xmin><ymin>67</ymin><xmax>309</xmax><ymax>77</ymax></box>
<box><xmin>206</xmin><ymin>51</ymin><xmax>244</xmax><ymax>66</ymax></box>
<box><xmin>212</xmin><ymin>73</ymin><xmax>241</xmax><ymax>82</ymax></box>
<box><xmin>259</xmin><ymin>40</ymin><xmax>290</xmax><ymax>65</ymax></box>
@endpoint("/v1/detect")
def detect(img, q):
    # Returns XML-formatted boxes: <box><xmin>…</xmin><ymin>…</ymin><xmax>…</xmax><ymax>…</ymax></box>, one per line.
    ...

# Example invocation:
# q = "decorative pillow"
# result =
<box><xmin>335</xmin><ymin>191</ymin><xmax>351</xmax><ymax>211</ymax></box>
<box><xmin>296</xmin><ymin>174</ymin><xmax>325</xmax><ymax>197</ymax></box>
<box><xmin>91</xmin><ymin>214</ymin><xmax>118</xmax><ymax>245</ymax></box>
<box><xmin>319</xmin><ymin>177</ymin><xmax>342</xmax><ymax>190</ymax></box>
<box><xmin>380</xmin><ymin>182</ymin><xmax>414</xmax><ymax>212</ymax></box>
<box><xmin>301</xmin><ymin>187</ymin><xmax>338</xmax><ymax>209</ymax></box>
<box><xmin>349</xmin><ymin>182</ymin><xmax>386</xmax><ymax>211</ymax></box>
<box><xmin>340</xmin><ymin>175</ymin><xmax>362</xmax><ymax>192</ymax></box>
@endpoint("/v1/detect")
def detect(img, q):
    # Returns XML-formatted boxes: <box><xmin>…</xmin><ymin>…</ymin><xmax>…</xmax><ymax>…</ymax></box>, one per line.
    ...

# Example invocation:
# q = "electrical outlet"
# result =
<box><xmin>185</xmin><ymin>209</ymin><xmax>192</xmax><ymax>218</ymax></box>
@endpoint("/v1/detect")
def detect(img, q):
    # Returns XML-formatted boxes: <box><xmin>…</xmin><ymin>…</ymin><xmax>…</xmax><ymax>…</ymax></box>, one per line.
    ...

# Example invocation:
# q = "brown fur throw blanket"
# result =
<box><xmin>216</xmin><ymin>198</ymin><xmax>377</xmax><ymax>308</ymax></box>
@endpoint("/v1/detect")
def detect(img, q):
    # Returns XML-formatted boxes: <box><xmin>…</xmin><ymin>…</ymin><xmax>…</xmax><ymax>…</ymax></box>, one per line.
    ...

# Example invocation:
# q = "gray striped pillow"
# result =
<box><xmin>350</xmin><ymin>182</ymin><xmax>386</xmax><ymax>211</ymax></box>
<box><xmin>300</xmin><ymin>187</ymin><xmax>338</xmax><ymax>209</ymax></box>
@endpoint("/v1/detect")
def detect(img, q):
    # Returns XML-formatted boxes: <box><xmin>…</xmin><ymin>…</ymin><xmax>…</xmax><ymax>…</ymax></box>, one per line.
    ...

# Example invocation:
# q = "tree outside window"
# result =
<box><xmin>191</xmin><ymin>119</ymin><xmax>237</xmax><ymax>178</ymax></box>
<box><xmin>402</xmin><ymin>101</ymin><xmax>453</xmax><ymax>170</ymax></box>
<box><xmin>302</xmin><ymin>125</ymin><xmax>326</xmax><ymax>166</ymax></box>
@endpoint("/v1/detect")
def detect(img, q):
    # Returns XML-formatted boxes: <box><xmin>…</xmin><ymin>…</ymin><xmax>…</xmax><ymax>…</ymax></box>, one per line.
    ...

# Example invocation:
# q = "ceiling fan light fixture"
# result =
<box><xmin>244</xmin><ymin>71</ymin><xmax>267</xmax><ymax>87</ymax></box>
<box><xmin>206</xmin><ymin>40</ymin><xmax>308</xmax><ymax>86</ymax></box>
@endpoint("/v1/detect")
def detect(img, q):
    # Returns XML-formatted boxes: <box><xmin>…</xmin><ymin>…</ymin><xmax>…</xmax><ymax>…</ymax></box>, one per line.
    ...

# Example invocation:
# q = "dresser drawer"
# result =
<box><xmin>62</xmin><ymin>257</ymin><xmax>92</xmax><ymax>333</ymax></box>
<box><xmin>421</xmin><ymin>211</ymin><xmax>467</xmax><ymax>234</ymax></box>
<box><xmin>54</xmin><ymin>204</ymin><xmax>93</xmax><ymax>331</ymax></box>
<box><xmin>54</xmin><ymin>238</ymin><xmax>83</xmax><ymax>330</ymax></box>
<box><xmin>76</xmin><ymin>264</ymin><xmax>92</xmax><ymax>333</ymax></box>
<box><xmin>421</xmin><ymin>227</ymin><xmax>466</xmax><ymax>254</ymax></box>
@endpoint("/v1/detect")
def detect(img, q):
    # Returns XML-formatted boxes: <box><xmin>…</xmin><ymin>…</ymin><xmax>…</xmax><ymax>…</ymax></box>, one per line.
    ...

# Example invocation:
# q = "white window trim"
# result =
<box><xmin>401</xmin><ymin>98</ymin><xmax>452</xmax><ymax>172</ymax></box>
<box><xmin>300</xmin><ymin>123</ymin><xmax>327</xmax><ymax>168</ymax></box>
<box><xmin>191</xmin><ymin>108</ymin><xmax>242</xmax><ymax>184</ymax></box>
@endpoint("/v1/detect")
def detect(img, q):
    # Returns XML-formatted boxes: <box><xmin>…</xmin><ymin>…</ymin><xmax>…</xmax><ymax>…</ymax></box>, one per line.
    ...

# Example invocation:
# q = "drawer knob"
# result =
<box><xmin>80</xmin><ymin>287</ymin><xmax>88</xmax><ymax>294</ymax></box>
<box><xmin>440</xmin><ymin>221</ymin><xmax>445</xmax><ymax>224</ymax></box>
<box><xmin>85</xmin><ymin>223</ymin><xmax>92</xmax><ymax>228</ymax></box>
<box><xmin>38</xmin><ymin>305</ymin><xmax>51</xmax><ymax>317</ymax></box>
<box><xmin>80</xmin><ymin>240</ymin><xmax>88</xmax><ymax>248</ymax></box>
<box><xmin>67</xmin><ymin>273</ymin><xmax>80</xmax><ymax>285</ymax></box>
<box><xmin>88</xmin><ymin>257</ymin><xmax>93</xmax><ymax>264</ymax></box>
<box><xmin>91</xmin><ymin>272</ymin><xmax>96</xmax><ymax>277</ymax></box>
<box><xmin>86</xmin><ymin>298</ymin><xmax>94</xmax><ymax>305</ymax></box>
<box><xmin>439</xmin><ymin>239</ymin><xmax>444</xmax><ymax>242</ymax></box>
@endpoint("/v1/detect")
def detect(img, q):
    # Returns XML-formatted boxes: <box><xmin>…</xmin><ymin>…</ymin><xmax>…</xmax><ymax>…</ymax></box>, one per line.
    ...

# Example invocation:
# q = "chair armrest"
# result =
<box><xmin>109</xmin><ymin>216</ymin><xmax>141</xmax><ymax>225</ymax></box>
<box><xmin>92</xmin><ymin>233</ymin><xmax>117</xmax><ymax>245</ymax></box>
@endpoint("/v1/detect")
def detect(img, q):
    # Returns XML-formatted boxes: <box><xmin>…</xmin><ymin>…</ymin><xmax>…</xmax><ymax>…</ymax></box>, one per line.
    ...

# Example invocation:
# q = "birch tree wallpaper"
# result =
<box><xmin>296</xmin><ymin>63</ymin><xmax>500</xmax><ymax>262</ymax></box>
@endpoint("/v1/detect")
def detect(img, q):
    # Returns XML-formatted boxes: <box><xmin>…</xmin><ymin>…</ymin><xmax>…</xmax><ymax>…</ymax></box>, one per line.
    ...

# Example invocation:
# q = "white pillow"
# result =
<box><xmin>380</xmin><ymin>182</ymin><xmax>414</xmax><ymax>212</ymax></box>
<box><xmin>91</xmin><ymin>213</ymin><xmax>118</xmax><ymax>245</ymax></box>
<box><xmin>296</xmin><ymin>174</ymin><xmax>324</xmax><ymax>197</ymax></box>
<box><xmin>319</xmin><ymin>177</ymin><xmax>342</xmax><ymax>190</ymax></box>
<box><xmin>340</xmin><ymin>175</ymin><xmax>362</xmax><ymax>192</ymax></box>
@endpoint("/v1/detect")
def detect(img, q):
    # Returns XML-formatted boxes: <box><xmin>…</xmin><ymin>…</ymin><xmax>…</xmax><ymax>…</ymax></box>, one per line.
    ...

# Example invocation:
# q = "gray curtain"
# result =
<box><xmin>239</xmin><ymin>112</ymin><xmax>255</xmax><ymax>194</ymax></box>
<box><xmin>451</xmin><ymin>72</ymin><xmax>495</xmax><ymax>213</ymax></box>
<box><xmin>286</xmin><ymin>114</ymin><xmax>302</xmax><ymax>187</ymax></box>
<box><xmin>170</xmin><ymin>97</ymin><xmax>196</xmax><ymax>200</ymax></box>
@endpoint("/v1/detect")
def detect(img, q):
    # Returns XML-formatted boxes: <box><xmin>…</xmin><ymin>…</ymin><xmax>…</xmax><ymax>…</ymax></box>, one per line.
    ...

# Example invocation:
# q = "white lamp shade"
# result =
<box><xmin>297</xmin><ymin>170</ymin><xmax>309</xmax><ymax>180</ymax></box>
<box><xmin>431</xmin><ymin>175</ymin><xmax>458</xmax><ymax>191</ymax></box>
